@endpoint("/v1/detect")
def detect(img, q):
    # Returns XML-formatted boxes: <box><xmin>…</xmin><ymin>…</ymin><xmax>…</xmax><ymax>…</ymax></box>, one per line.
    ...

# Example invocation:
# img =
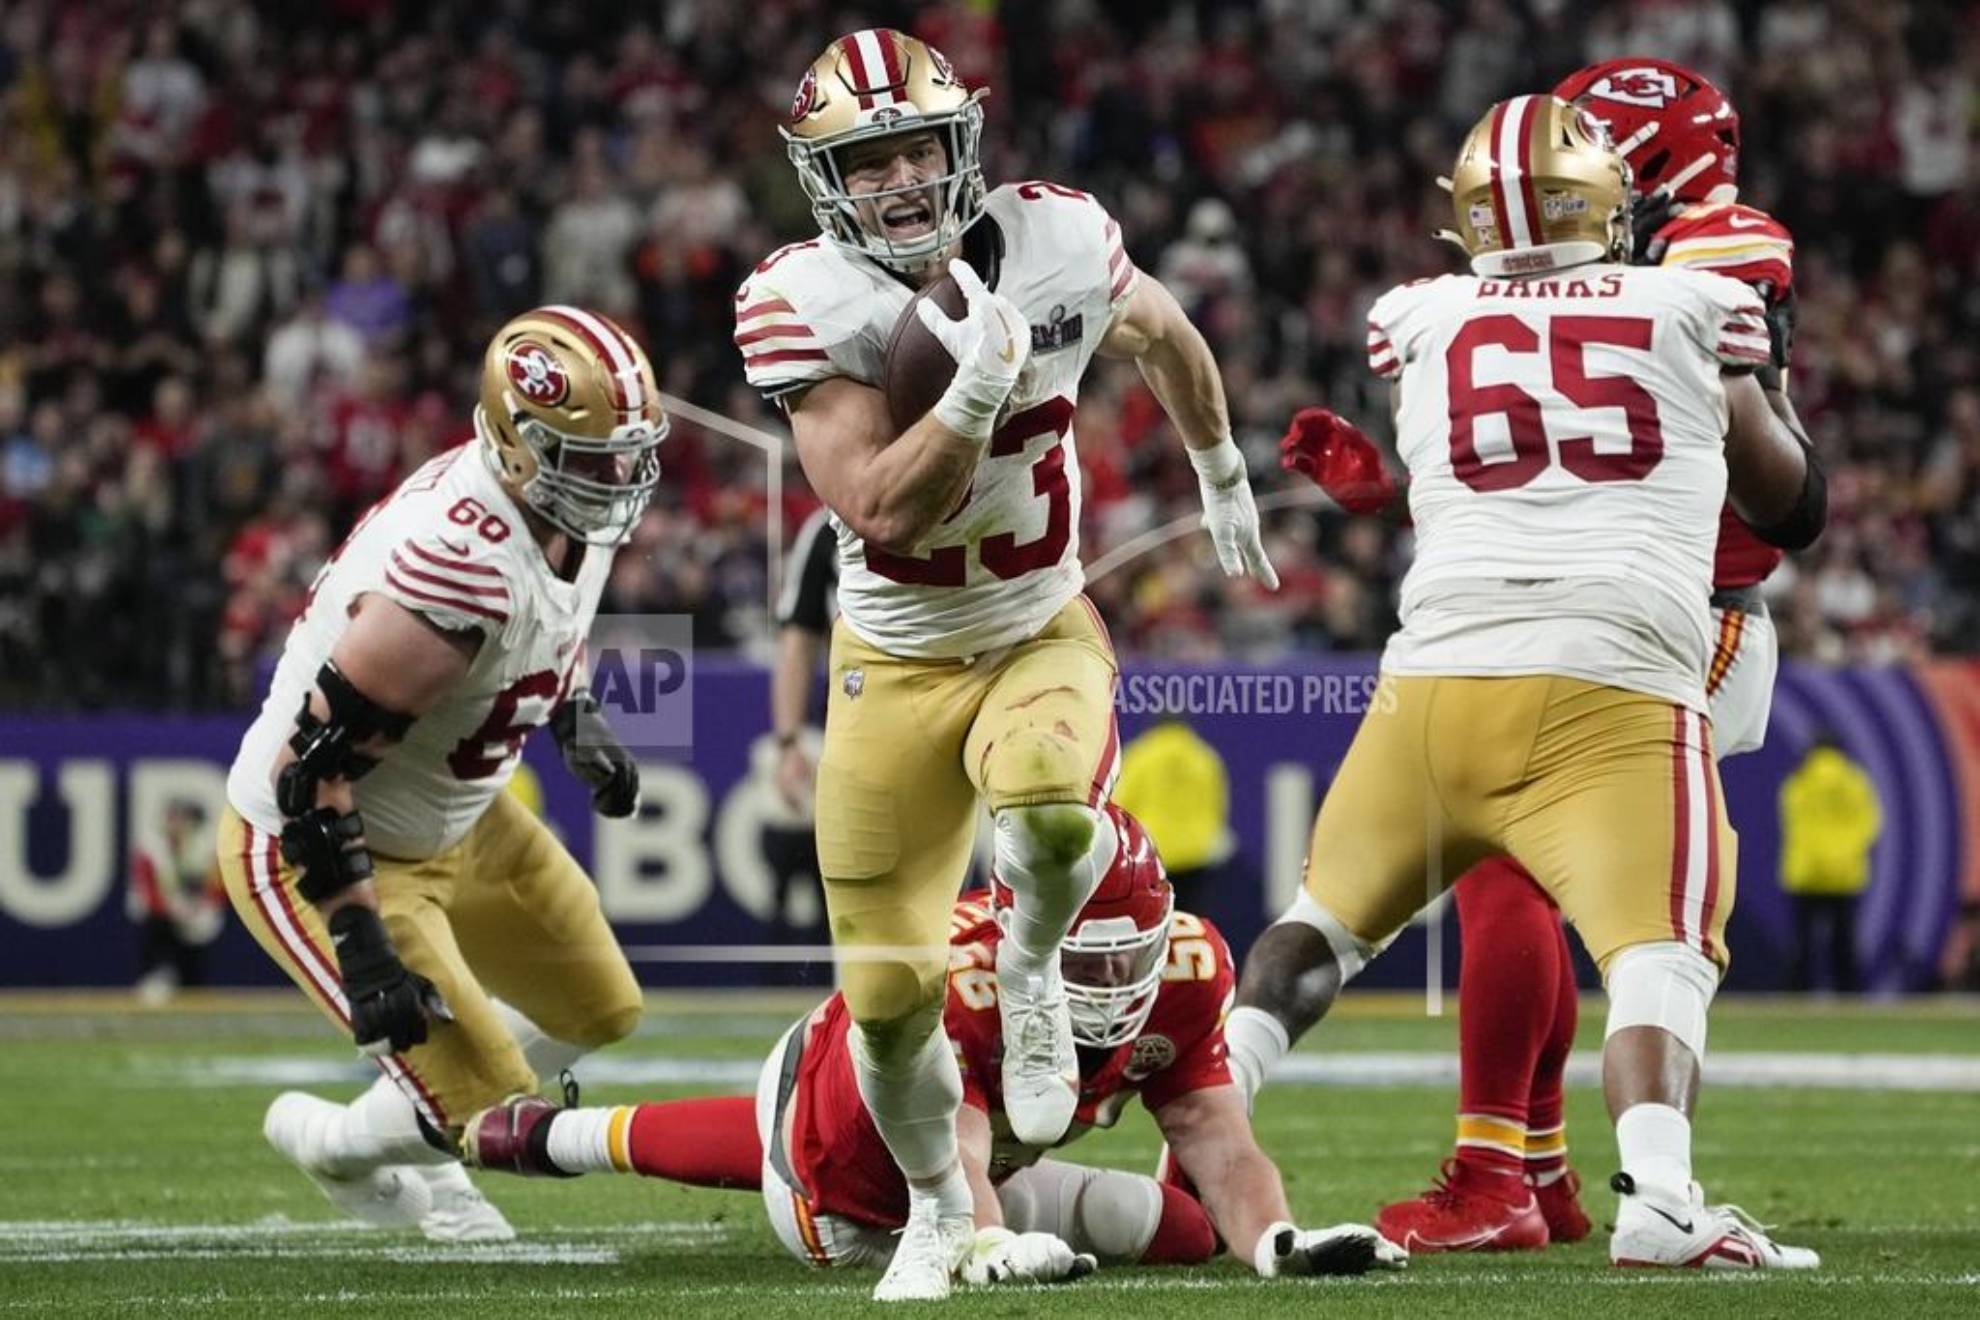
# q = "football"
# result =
<box><xmin>882</xmin><ymin>271</ymin><xmax>967</xmax><ymax>434</ymax></box>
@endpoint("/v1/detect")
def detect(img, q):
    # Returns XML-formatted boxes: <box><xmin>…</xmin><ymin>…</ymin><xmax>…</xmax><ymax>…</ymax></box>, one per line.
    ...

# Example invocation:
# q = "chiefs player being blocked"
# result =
<box><xmin>1230</xmin><ymin>95</ymin><xmax>1826</xmax><ymax>1270</ymax></box>
<box><xmin>735</xmin><ymin>29</ymin><xmax>1276</xmax><ymax>1300</ymax></box>
<box><xmin>1258</xmin><ymin>61</ymin><xmax>1814</xmax><ymax>1258</ymax></box>
<box><xmin>217</xmin><ymin>308</ymin><xmax>663</xmax><ymax>1243</ymax></box>
<box><xmin>461</xmin><ymin>805</ymin><xmax>1402</xmax><ymax>1284</ymax></box>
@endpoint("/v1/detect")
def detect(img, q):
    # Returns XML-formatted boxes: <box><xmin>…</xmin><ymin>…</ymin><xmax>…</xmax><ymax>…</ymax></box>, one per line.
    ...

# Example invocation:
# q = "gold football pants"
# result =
<box><xmin>1308</xmin><ymin>675</ymin><xmax>1734</xmax><ymax>974</ymax></box>
<box><xmin>815</xmin><ymin>595</ymin><xmax>1120</xmax><ymax>1029</ymax></box>
<box><xmin>218</xmin><ymin>790</ymin><xmax>642</xmax><ymax>1128</ymax></box>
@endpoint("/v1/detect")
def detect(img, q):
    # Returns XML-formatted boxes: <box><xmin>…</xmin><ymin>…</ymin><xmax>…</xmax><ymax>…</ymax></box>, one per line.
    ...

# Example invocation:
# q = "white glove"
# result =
<box><xmin>1189</xmin><ymin>437</ymin><xmax>1280</xmax><ymax>589</ymax></box>
<box><xmin>919</xmin><ymin>258</ymin><xmax>1031</xmax><ymax>441</ymax></box>
<box><xmin>1254</xmin><ymin>1221</ymin><xmax>1408</xmax><ymax>1277</ymax></box>
<box><xmin>960</xmin><ymin>1226</ymin><xmax>1097</xmax><ymax>1286</ymax></box>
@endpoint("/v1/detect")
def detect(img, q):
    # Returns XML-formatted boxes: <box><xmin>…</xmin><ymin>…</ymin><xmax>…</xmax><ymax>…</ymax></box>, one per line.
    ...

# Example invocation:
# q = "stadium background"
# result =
<box><xmin>2</xmin><ymin>0</ymin><xmax>1979</xmax><ymax>995</ymax></box>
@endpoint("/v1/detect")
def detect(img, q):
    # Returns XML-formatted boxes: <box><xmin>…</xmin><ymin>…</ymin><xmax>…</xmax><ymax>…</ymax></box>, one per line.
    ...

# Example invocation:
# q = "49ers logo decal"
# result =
<box><xmin>791</xmin><ymin>66</ymin><xmax>820</xmax><ymax>121</ymax></box>
<box><xmin>1590</xmin><ymin>67</ymin><xmax>1682</xmax><ymax>108</ymax></box>
<box><xmin>505</xmin><ymin>341</ymin><xmax>570</xmax><ymax>407</ymax></box>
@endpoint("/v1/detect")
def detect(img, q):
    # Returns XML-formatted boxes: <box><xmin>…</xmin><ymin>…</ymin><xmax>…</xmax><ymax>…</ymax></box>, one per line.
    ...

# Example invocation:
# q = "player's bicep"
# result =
<box><xmin>331</xmin><ymin>595</ymin><xmax>479</xmax><ymax>722</ymax></box>
<box><xmin>1096</xmin><ymin>271</ymin><xmax>1174</xmax><ymax>360</ymax></box>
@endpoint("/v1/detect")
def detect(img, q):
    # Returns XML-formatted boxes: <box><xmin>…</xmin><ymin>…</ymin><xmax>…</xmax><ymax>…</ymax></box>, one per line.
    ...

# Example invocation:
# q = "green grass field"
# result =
<box><xmin>4</xmin><ymin>992</ymin><xmax>1977</xmax><ymax>1317</ymax></box>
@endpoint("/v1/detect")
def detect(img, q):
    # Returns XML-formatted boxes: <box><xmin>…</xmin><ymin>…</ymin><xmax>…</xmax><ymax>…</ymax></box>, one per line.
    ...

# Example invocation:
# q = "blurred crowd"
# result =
<box><xmin>0</xmin><ymin>0</ymin><xmax>1974</xmax><ymax>708</ymax></box>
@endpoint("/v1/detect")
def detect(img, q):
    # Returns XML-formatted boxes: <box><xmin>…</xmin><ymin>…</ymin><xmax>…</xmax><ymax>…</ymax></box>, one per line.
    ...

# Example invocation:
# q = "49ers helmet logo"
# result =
<box><xmin>1590</xmin><ymin>67</ymin><xmax>1681</xmax><ymax>108</ymax></box>
<box><xmin>505</xmin><ymin>341</ymin><xmax>570</xmax><ymax>407</ymax></box>
<box><xmin>791</xmin><ymin>66</ymin><xmax>820</xmax><ymax>122</ymax></box>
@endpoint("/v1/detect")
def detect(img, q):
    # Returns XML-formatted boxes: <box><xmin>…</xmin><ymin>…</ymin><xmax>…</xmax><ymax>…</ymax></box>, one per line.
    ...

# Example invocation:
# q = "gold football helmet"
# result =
<box><xmin>782</xmin><ymin>28</ymin><xmax>987</xmax><ymax>273</ymax></box>
<box><xmin>1449</xmin><ymin>94</ymin><xmax>1631</xmax><ymax>277</ymax></box>
<box><xmin>474</xmin><ymin>306</ymin><xmax>666</xmax><ymax>546</ymax></box>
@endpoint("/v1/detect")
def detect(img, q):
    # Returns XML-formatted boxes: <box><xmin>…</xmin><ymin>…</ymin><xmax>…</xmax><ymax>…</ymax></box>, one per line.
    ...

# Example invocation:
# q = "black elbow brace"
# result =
<box><xmin>276</xmin><ymin>662</ymin><xmax>415</xmax><ymax>819</ymax></box>
<box><xmin>283</xmin><ymin>807</ymin><xmax>377</xmax><ymax>903</ymax></box>
<box><xmin>1750</xmin><ymin>445</ymin><xmax>1827</xmax><ymax>551</ymax></box>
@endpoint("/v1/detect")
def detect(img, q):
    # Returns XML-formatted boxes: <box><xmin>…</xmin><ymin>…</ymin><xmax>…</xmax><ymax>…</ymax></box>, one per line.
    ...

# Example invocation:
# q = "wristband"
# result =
<box><xmin>1187</xmin><ymin>436</ymin><xmax>1245</xmax><ymax>489</ymax></box>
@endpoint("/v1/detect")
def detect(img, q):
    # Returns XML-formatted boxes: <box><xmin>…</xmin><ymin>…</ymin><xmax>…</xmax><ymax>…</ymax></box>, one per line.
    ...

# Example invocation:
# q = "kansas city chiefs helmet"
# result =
<box><xmin>475</xmin><ymin>306</ymin><xmax>667</xmax><ymax>546</ymax></box>
<box><xmin>1554</xmin><ymin>58</ymin><xmax>1740</xmax><ymax>203</ymax></box>
<box><xmin>782</xmin><ymin>28</ymin><xmax>988</xmax><ymax>275</ymax></box>
<box><xmin>996</xmin><ymin>803</ymin><xmax>1176</xmax><ymax>1049</ymax></box>
<box><xmin>1447</xmin><ymin>94</ymin><xmax>1632</xmax><ymax>278</ymax></box>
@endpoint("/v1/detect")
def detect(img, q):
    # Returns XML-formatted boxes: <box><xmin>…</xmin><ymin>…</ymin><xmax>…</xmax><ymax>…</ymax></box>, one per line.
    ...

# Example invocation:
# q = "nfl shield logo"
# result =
<box><xmin>843</xmin><ymin>668</ymin><xmax>866</xmax><ymax>700</ymax></box>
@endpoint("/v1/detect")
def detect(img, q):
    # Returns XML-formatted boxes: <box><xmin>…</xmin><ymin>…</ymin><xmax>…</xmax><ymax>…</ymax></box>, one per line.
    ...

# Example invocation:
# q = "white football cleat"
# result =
<box><xmin>416</xmin><ymin>1162</ymin><xmax>516</xmax><ymax>1243</ymax></box>
<box><xmin>263</xmin><ymin>1092</ymin><xmax>432</xmax><ymax>1230</ymax></box>
<box><xmin>873</xmin><ymin>1197</ymin><xmax>972</xmax><ymax>1302</ymax></box>
<box><xmin>1610</xmin><ymin>1174</ymin><xmax>1820</xmax><ymax>1270</ymax></box>
<box><xmin>995</xmin><ymin>947</ymin><xmax>1079</xmax><ymax>1147</ymax></box>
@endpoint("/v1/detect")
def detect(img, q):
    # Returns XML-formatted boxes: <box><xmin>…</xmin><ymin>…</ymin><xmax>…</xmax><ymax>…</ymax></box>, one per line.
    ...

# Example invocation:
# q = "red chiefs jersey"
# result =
<box><xmin>1655</xmin><ymin>200</ymin><xmax>1796</xmax><ymax>589</ymax></box>
<box><xmin>783</xmin><ymin>893</ymin><xmax>1237</xmax><ymax>1227</ymax></box>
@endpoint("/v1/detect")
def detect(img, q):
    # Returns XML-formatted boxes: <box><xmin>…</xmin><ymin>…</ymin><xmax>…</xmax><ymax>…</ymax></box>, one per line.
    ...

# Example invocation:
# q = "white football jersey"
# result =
<box><xmin>735</xmin><ymin>181</ymin><xmax>1138</xmax><ymax>659</ymax></box>
<box><xmin>1369</xmin><ymin>264</ymin><xmax>1770</xmax><ymax>711</ymax></box>
<box><xmin>227</xmin><ymin>443</ymin><xmax>606</xmax><ymax>859</ymax></box>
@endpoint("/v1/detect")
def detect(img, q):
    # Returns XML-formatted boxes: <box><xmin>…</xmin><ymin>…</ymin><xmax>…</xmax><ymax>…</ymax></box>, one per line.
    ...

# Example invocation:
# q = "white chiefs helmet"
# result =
<box><xmin>781</xmin><ymin>28</ymin><xmax>987</xmax><ymax>274</ymax></box>
<box><xmin>475</xmin><ymin>306</ymin><xmax>667</xmax><ymax>546</ymax></box>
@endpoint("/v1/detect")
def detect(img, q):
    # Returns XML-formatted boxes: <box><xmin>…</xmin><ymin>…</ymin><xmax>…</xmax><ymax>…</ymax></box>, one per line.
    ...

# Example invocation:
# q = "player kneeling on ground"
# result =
<box><xmin>463</xmin><ymin>805</ymin><xmax>1404</xmax><ymax>1284</ymax></box>
<box><xmin>217</xmin><ymin>307</ymin><xmax>662</xmax><ymax>1242</ymax></box>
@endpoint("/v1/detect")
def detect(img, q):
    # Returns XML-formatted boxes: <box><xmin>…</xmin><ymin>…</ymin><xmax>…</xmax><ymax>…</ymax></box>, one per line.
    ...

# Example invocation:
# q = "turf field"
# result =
<box><xmin>4</xmin><ymin>992</ymin><xmax>1976</xmax><ymax>1318</ymax></box>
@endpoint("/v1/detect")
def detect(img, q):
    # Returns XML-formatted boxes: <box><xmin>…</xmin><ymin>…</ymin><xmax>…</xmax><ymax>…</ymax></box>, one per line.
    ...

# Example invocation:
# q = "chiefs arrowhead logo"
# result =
<box><xmin>506</xmin><ymin>341</ymin><xmax>570</xmax><ymax>407</ymax></box>
<box><xmin>791</xmin><ymin>66</ymin><xmax>820</xmax><ymax>122</ymax></box>
<box><xmin>1591</xmin><ymin>68</ymin><xmax>1682</xmax><ymax>109</ymax></box>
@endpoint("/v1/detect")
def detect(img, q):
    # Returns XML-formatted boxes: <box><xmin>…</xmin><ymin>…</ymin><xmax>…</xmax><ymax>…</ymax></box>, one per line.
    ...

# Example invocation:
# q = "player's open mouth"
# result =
<box><xmin>880</xmin><ymin>199</ymin><xmax>934</xmax><ymax>236</ymax></box>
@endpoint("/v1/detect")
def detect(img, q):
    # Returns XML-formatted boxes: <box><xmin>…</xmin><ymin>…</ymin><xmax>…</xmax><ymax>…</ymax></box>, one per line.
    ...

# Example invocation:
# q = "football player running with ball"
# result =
<box><xmin>463</xmin><ymin>806</ymin><xmax>1403</xmax><ymax>1284</ymax></box>
<box><xmin>734</xmin><ymin>29</ymin><xmax>1276</xmax><ymax>1300</ymax></box>
<box><xmin>1230</xmin><ymin>95</ymin><xmax>1825</xmax><ymax>1270</ymax></box>
<box><xmin>217</xmin><ymin>308</ymin><xmax>663</xmax><ymax>1243</ymax></box>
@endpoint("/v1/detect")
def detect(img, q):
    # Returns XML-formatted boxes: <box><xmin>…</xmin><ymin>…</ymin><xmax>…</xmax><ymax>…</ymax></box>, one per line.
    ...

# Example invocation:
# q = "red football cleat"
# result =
<box><xmin>1376</xmin><ymin>1158</ymin><xmax>1550</xmax><ymax>1254</ymax></box>
<box><xmin>459</xmin><ymin>1096</ymin><xmax>575</xmax><ymax>1178</ymax></box>
<box><xmin>1534</xmin><ymin>1168</ymin><xmax>1593</xmax><ymax>1244</ymax></box>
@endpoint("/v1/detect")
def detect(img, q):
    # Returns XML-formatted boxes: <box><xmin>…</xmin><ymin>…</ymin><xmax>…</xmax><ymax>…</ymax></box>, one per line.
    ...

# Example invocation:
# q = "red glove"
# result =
<box><xmin>1279</xmin><ymin>408</ymin><xmax>1400</xmax><ymax>518</ymax></box>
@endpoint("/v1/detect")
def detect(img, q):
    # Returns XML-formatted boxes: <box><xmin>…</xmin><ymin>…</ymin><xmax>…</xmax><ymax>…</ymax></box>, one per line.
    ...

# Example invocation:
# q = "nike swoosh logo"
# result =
<box><xmin>1646</xmin><ymin>1203</ymin><xmax>1696</xmax><ymax>1235</ymax></box>
<box><xmin>1725</xmin><ymin>215</ymin><xmax>1769</xmax><ymax>230</ymax></box>
<box><xmin>992</xmin><ymin>309</ymin><xmax>1018</xmax><ymax>363</ymax></box>
<box><xmin>438</xmin><ymin>536</ymin><xmax>471</xmax><ymax>555</ymax></box>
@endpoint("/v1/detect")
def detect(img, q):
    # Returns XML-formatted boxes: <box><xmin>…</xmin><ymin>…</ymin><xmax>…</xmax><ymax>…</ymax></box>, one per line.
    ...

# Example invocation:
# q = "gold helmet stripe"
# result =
<box><xmin>539</xmin><ymin>305</ymin><xmax>646</xmax><ymax>422</ymax></box>
<box><xmin>1487</xmin><ymin>94</ymin><xmax>1548</xmax><ymax>249</ymax></box>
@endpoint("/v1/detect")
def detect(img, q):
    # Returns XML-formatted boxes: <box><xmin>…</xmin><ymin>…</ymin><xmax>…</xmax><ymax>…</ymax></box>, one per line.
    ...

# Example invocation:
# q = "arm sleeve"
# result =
<box><xmin>1365</xmin><ymin>284</ymin><xmax>1415</xmax><ymax>380</ymax></box>
<box><xmin>377</xmin><ymin>530</ymin><xmax>514</xmax><ymax>642</ymax></box>
<box><xmin>734</xmin><ymin>267</ymin><xmax>839</xmax><ymax>402</ymax></box>
<box><xmin>1102</xmin><ymin>210</ymin><xmax>1139</xmax><ymax>320</ymax></box>
<box><xmin>1659</xmin><ymin>208</ymin><xmax>1795</xmax><ymax>301</ymax></box>
<box><xmin>1688</xmin><ymin>272</ymin><xmax>1773</xmax><ymax>370</ymax></box>
<box><xmin>776</xmin><ymin>507</ymin><xmax>839</xmax><ymax>633</ymax></box>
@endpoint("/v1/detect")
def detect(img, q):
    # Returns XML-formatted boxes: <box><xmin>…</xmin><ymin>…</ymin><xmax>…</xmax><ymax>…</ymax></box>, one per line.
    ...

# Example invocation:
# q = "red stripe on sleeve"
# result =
<box><xmin>737</xmin><ymin>298</ymin><xmax>796</xmax><ymax>322</ymax></box>
<box><xmin>745</xmin><ymin>347</ymin><xmax>831</xmax><ymax>368</ymax></box>
<box><xmin>734</xmin><ymin>323</ymin><xmax>818</xmax><ymax>348</ymax></box>
<box><xmin>384</xmin><ymin>568</ymin><xmax>510</xmax><ymax>623</ymax></box>
<box><xmin>403</xmin><ymin>542</ymin><xmax>505</xmax><ymax>579</ymax></box>
<box><xmin>389</xmin><ymin>552</ymin><xmax>509</xmax><ymax>599</ymax></box>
